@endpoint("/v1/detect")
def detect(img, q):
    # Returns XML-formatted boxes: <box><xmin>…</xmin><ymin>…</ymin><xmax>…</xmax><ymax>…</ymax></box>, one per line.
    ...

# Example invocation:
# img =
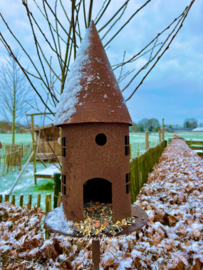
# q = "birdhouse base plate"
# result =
<box><xmin>44</xmin><ymin>205</ymin><xmax>148</xmax><ymax>238</ymax></box>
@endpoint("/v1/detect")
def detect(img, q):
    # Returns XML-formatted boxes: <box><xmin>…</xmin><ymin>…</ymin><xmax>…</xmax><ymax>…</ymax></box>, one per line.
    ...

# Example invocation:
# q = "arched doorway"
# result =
<box><xmin>83</xmin><ymin>178</ymin><xmax>112</xmax><ymax>204</ymax></box>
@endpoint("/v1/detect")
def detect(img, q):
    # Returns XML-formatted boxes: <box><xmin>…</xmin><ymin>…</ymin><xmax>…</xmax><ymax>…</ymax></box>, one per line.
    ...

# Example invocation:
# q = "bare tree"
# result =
<box><xmin>0</xmin><ymin>0</ymin><xmax>196</xmax><ymax>167</ymax></box>
<box><xmin>0</xmin><ymin>0</ymin><xmax>195</xmax><ymax>114</ymax></box>
<box><xmin>183</xmin><ymin>118</ymin><xmax>198</xmax><ymax>129</ymax></box>
<box><xmin>0</xmin><ymin>51</ymin><xmax>34</xmax><ymax>144</ymax></box>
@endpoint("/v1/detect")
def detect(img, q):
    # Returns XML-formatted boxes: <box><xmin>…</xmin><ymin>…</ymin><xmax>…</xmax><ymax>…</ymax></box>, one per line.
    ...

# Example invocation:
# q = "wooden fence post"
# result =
<box><xmin>0</xmin><ymin>195</ymin><xmax>2</xmax><ymax>221</ymax></box>
<box><xmin>162</xmin><ymin>119</ymin><xmax>165</xmax><ymax>141</ymax></box>
<box><xmin>4</xmin><ymin>195</ymin><xmax>9</xmax><ymax>202</ymax></box>
<box><xmin>31</xmin><ymin>115</ymin><xmax>36</xmax><ymax>174</ymax></box>
<box><xmin>53</xmin><ymin>173</ymin><xmax>61</xmax><ymax>208</ymax></box>
<box><xmin>92</xmin><ymin>239</ymin><xmax>100</xmax><ymax>270</ymax></box>
<box><xmin>19</xmin><ymin>147</ymin><xmax>22</xmax><ymax>171</ymax></box>
<box><xmin>37</xmin><ymin>194</ymin><xmax>41</xmax><ymax>208</ymax></box>
<box><xmin>45</xmin><ymin>194</ymin><xmax>52</xmax><ymax>239</ymax></box>
<box><xmin>20</xmin><ymin>194</ymin><xmax>23</xmax><ymax>207</ymax></box>
<box><xmin>145</xmin><ymin>131</ymin><xmax>149</xmax><ymax>150</ymax></box>
<box><xmin>11</xmin><ymin>194</ymin><xmax>15</xmax><ymax>205</ymax></box>
<box><xmin>46</xmin><ymin>194</ymin><xmax>52</xmax><ymax>213</ymax></box>
<box><xmin>159</xmin><ymin>131</ymin><xmax>161</xmax><ymax>142</ymax></box>
<box><xmin>57</xmin><ymin>192</ymin><xmax>62</xmax><ymax>207</ymax></box>
<box><xmin>28</xmin><ymin>194</ymin><xmax>32</xmax><ymax>209</ymax></box>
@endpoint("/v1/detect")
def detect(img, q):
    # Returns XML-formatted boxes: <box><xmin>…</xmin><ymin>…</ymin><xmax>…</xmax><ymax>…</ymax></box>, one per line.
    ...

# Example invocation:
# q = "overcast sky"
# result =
<box><xmin>0</xmin><ymin>0</ymin><xmax>202</xmax><ymax>127</ymax></box>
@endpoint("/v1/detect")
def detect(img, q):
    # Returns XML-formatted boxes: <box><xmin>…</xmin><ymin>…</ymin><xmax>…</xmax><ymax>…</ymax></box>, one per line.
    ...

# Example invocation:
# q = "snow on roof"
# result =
<box><xmin>54</xmin><ymin>25</ymin><xmax>91</xmax><ymax>126</ymax></box>
<box><xmin>54</xmin><ymin>21</ymin><xmax>132</xmax><ymax>126</ymax></box>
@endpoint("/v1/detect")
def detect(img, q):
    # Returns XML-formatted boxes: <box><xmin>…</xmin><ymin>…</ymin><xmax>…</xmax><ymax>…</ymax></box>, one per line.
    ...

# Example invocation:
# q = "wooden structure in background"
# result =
<box><xmin>34</xmin><ymin>166</ymin><xmax>60</xmax><ymax>185</ymax></box>
<box><xmin>35</xmin><ymin>124</ymin><xmax>59</xmax><ymax>143</ymax></box>
<box><xmin>26</xmin><ymin>113</ymin><xmax>61</xmax><ymax>174</ymax></box>
<box><xmin>4</xmin><ymin>145</ymin><xmax>23</xmax><ymax>172</ymax></box>
<box><xmin>34</xmin><ymin>124</ymin><xmax>60</xmax><ymax>161</ymax></box>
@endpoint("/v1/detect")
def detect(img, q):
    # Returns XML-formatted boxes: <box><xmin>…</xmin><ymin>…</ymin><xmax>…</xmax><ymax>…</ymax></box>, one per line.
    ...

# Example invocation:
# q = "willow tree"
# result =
<box><xmin>0</xmin><ymin>52</ymin><xmax>34</xmax><ymax>144</ymax></box>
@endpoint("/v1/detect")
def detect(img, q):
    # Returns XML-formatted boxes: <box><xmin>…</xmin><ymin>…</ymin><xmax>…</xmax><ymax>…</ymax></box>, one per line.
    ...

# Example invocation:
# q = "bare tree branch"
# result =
<box><xmin>122</xmin><ymin>12</ymin><xmax>185</xmax><ymax>93</ymax></box>
<box><xmin>33</xmin><ymin>0</ymin><xmax>67</xmax><ymax>44</ymax></box>
<box><xmin>98</xmin><ymin>0</ymin><xmax>129</xmax><ymax>33</ymax></box>
<box><xmin>104</xmin><ymin>0</ymin><xmax>152</xmax><ymax>48</ymax></box>
<box><xmin>82</xmin><ymin>0</ymin><xmax>88</xmax><ymax>28</ymax></box>
<box><xmin>88</xmin><ymin>0</ymin><xmax>94</xmax><ymax>27</ymax></box>
<box><xmin>95</xmin><ymin>0</ymin><xmax>111</xmax><ymax>25</ymax></box>
<box><xmin>0</xmin><ymin>35</ymin><xmax>55</xmax><ymax>115</ymax></box>
<box><xmin>125</xmin><ymin>0</ymin><xmax>195</xmax><ymax>101</ymax></box>
<box><xmin>101</xmin><ymin>3</ymin><xmax>127</xmax><ymax>40</ymax></box>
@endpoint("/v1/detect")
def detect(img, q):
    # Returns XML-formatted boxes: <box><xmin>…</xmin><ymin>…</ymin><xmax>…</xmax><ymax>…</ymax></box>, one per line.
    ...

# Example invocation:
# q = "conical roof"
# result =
<box><xmin>54</xmin><ymin>21</ymin><xmax>132</xmax><ymax>127</ymax></box>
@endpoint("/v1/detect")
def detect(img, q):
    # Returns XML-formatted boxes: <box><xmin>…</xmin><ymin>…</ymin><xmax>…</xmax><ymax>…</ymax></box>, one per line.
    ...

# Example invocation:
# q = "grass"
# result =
<box><xmin>0</xmin><ymin>162</ymin><xmax>55</xmax><ymax>211</ymax></box>
<box><xmin>0</xmin><ymin>131</ymin><xmax>202</xmax><ymax>210</ymax></box>
<box><xmin>36</xmin><ymin>181</ymin><xmax>54</xmax><ymax>191</ymax></box>
<box><xmin>0</xmin><ymin>133</ymin><xmax>32</xmax><ymax>145</ymax></box>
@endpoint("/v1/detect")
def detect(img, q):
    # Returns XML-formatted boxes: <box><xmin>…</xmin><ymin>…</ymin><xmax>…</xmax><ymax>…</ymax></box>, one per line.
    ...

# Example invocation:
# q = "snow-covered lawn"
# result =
<box><xmin>0</xmin><ymin>162</ymin><xmax>57</xmax><ymax>211</ymax></box>
<box><xmin>0</xmin><ymin>139</ymin><xmax>203</xmax><ymax>269</ymax></box>
<box><xmin>0</xmin><ymin>132</ymin><xmax>202</xmax><ymax>161</ymax></box>
<box><xmin>0</xmin><ymin>133</ymin><xmax>32</xmax><ymax>145</ymax></box>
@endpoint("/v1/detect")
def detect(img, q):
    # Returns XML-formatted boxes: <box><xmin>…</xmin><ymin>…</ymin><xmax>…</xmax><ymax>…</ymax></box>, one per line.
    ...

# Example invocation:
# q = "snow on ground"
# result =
<box><xmin>0</xmin><ymin>139</ymin><xmax>203</xmax><ymax>269</ymax></box>
<box><xmin>0</xmin><ymin>162</ymin><xmax>58</xmax><ymax>211</ymax></box>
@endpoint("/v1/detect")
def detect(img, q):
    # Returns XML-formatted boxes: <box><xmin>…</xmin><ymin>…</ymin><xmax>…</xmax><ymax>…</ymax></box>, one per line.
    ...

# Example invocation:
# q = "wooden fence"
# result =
<box><xmin>36</xmin><ymin>141</ymin><xmax>61</xmax><ymax>162</ymax></box>
<box><xmin>168</xmin><ymin>138</ymin><xmax>203</xmax><ymax>156</ymax></box>
<box><xmin>130</xmin><ymin>140</ymin><xmax>166</xmax><ymax>203</ymax></box>
<box><xmin>0</xmin><ymin>193</ymin><xmax>56</xmax><ymax>214</ymax></box>
<box><xmin>0</xmin><ymin>137</ymin><xmax>167</xmax><ymax>212</ymax></box>
<box><xmin>0</xmin><ymin>144</ymin><xmax>32</xmax><ymax>175</ymax></box>
<box><xmin>186</xmin><ymin>140</ymin><xmax>203</xmax><ymax>156</ymax></box>
<box><xmin>5</xmin><ymin>144</ymin><xmax>32</xmax><ymax>158</ymax></box>
<box><xmin>0</xmin><ymin>139</ymin><xmax>166</xmax><ymax>211</ymax></box>
<box><xmin>37</xmin><ymin>141</ymin><xmax>60</xmax><ymax>155</ymax></box>
<box><xmin>0</xmin><ymin>173</ymin><xmax>61</xmax><ymax>214</ymax></box>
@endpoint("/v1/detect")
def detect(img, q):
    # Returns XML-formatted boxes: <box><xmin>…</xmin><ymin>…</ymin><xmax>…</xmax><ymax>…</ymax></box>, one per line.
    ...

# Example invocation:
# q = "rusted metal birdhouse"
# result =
<box><xmin>54</xmin><ymin>21</ymin><xmax>133</xmax><ymax>223</ymax></box>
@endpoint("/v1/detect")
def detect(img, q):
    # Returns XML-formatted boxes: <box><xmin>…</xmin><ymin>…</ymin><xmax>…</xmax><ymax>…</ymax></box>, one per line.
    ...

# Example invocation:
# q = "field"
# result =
<box><xmin>0</xmin><ymin>133</ymin><xmax>33</xmax><ymax>145</ymax></box>
<box><xmin>0</xmin><ymin>131</ymin><xmax>202</xmax><ymax>146</ymax></box>
<box><xmin>0</xmin><ymin>132</ymin><xmax>202</xmax><ymax>210</ymax></box>
<box><xmin>0</xmin><ymin>133</ymin><xmax>54</xmax><ymax>210</ymax></box>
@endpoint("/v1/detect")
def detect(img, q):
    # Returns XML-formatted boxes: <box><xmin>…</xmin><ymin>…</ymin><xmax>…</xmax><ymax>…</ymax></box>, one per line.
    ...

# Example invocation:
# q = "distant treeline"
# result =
<box><xmin>0</xmin><ymin>121</ymin><xmax>28</xmax><ymax>133</ymax></box>
<box><xmin>131</xmin><ymin>118</ymin><xmax>202</xmax><ymax>132</ymax></box>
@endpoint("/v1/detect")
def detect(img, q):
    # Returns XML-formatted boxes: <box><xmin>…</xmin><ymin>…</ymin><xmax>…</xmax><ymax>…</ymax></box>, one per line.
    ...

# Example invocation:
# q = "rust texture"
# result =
<box><xmin>44</xmin><ymin>205</ymin><xmax>148</xmax><ymax>238</ymax></box>
<box><xmin>62</xmin><ymin>123</ymin><xmax>131</xmax><ymax>223</ymax></box>
<box><xmin>55</xmin><ymin>21</ymin><xmax>132</xmax><ymax>127</ymax></box>
<box><xmin>55</xmin><ymin>22</ymin><xmax>135</xmax><ymax>224</ymax></box>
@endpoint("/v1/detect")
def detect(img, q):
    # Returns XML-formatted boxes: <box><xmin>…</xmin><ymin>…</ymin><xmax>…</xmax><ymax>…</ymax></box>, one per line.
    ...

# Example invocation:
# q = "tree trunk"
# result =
<box><xmin>12</xmin><ymin>109</ymin><xmax>15</xmax><ymax>145</ymax></box>
<box><xmin>12</xmin><ymin>62</ymin><xmax>16</xmax><ymax>145</ymax></box>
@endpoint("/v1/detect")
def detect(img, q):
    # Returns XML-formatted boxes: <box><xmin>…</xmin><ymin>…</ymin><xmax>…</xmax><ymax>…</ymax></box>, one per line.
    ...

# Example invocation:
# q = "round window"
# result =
<box><xmin>95</xmin><ymin>133</ymin><xmax>107</xmax><ymax>146</ymax></box>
